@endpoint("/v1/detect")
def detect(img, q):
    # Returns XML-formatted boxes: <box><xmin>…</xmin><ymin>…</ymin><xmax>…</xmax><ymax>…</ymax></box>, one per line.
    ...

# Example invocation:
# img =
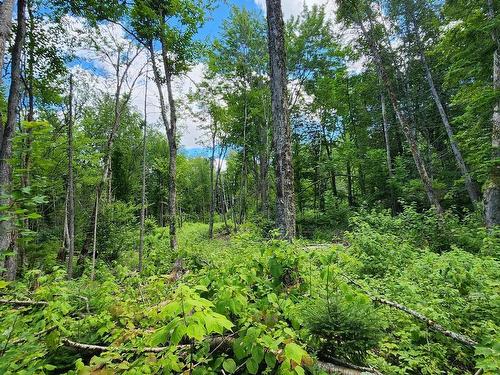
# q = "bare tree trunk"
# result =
<box><xmin>486</xmin><ymin>0</ymin><xmax>500</xmax><ymax>228</ymax></box>
<box><xmin>138</xmin><ymin>74</ymin><xmax>148</xmax><ymax>273</ymax></box>
<box><xmin>150</xmin><ymin>35</ymin><xmax>177</xmax><ymax>249</ymax></box>
<box><xmin>266</xmin><ymin>0</ymin><xmax>296</xmax><ymax>240</ymax></box>
<box><xmin>379</xmin><ymin>82</ymin><xmax>397</xmax><ymax>213</ymax></box>
<box><xmin>355</xmin><ymin>14</ymin><xmax>443</xmax><ymax>213</ymax></box>
<box><xmin>0</xmin><ymin>0</ymin><xmax>14</xmax><ymax>83</ymax></box>
<box><xmin>67</xmin><ymin>75</ymin><xmax>75</xmax><ymax>278</ymax></box>
<box><xmin>417</xmin><ymin>42</ymin><xmax>478</xmax><ymax>204</ymax></box>
<box><xmin>90</xmin><ymin>191</ymin><xmax>99</xmax><ymax>281</ymax></box>
<box><xmin>165</xmin><ymin>74</ymin><xmax>177</xmax><ymax>250</ymax></box>
<box><xmin>0</xmin><ymin>0</ymin><xmax>26</xmax><ymax>281</ymax></box>
<box><xmin>79</xmin><ymin>47</ymin><xmax>142</xmax><ymax>262</ymax></box>
<box><xmin>208</xmin><ymin>130</ymin><xmax>216</xmax><ymax>239</ymax></box>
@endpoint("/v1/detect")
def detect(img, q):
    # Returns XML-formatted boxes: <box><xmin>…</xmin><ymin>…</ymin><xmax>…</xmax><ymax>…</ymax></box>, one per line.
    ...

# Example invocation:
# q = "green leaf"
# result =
<box><xmin>223</xmin><ymin>358</ymin><xmax>237</xmax><ymax>373</ymax></box>
<box><xmin>265</xmin><ymin>351</ymin><xmax>276</xmax><ymax>368</ymax></box>
<box><xmin>171</xmin><ymin>323</ymin><xmax>187</xmax><ymax>346</ymax></box>
<box><xmin>246</xmin><ymin>357</ymin><xmax>259</xmax><ymax>374</ymax></box>
<box><xmin>150</xmin><ymin>326</ymin><xmax>169</xmax><ymax>346</ymax></box>
<box><xmin>294</xmin><ymin>365</ymin><xmax>305</xmax><ymax>375</ymax></box>
<box><xmin>284</xmin><ymin>343</ymin><xmax>307</xmax><ymax>365</ymax></box>
<box><xmin>186</xmin><ymin>322</ymin><xmax>205</xmax><ymax>341</ymax></box>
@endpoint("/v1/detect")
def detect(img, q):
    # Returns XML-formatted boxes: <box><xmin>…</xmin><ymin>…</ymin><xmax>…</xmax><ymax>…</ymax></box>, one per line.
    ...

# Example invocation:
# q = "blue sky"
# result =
<box><xmin>198</xmin><ymin>0</ymin><xmax>263</xmax><ymax>40</ymax></box>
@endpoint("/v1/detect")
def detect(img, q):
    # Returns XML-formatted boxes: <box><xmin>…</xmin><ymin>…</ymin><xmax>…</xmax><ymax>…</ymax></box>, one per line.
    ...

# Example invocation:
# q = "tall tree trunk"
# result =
<box><xmin>150</xmin><ymin>36</ymin><xmax>177</xmax><ymax>249</ymax></box>
<box><xmin>486</xmin><ymin>0</ymin><xmax>500</xmax><ymax>228</ymax></box>
<box><xmin>0</xmin><ymin>0</ymin><xmax>14</xmax><ymax>83</ymax></box>
<box><xmin>67</xmin><ymin>75</ymin><xmax>75</xmax><ymax>278</ymax></box>
<box><xmin>79</xmin><ymin>48</ymin><xmax>134</xmax><ymax>261</ymax></box>
<box><xmin>165</xmin><ymin>74</ymin><xmax>177</xmax><ymax>250</ymax></box>
<box><xmin>379</xmin><ymin>81</ymin><xmax>397</xmax><ymax>213</ymax></box>
<box><xmin>90</xmin><ymin>190</ymin><xmax>99</xmax><ymax>281</ymax></box>
<box><xmin>414</xmin><ymin>34</ymin><xmax>478</xmax><ymax>204</ymax></box>
<box><xmin>0</xmin><ymin>0</ymin><xmax>26</xmax><ymax>281</ymax></box>
<box><xmin>355</xmin><ymin>15</ymin><xmax>443</xmax><ymax>214</ymax></box>
<box><xmin>138</xmin><ymin>74</ymin><xmax>148</xmax><ymax>273</ymax></box>
<box><xmin>266</xmin><ymin>0</ymin><xmax>296</xmax><ymax>240</ymax></box>
<box><xmin>208</xmin><ymin>129</ymin><xmax>216</xmax><ymax>239</ymax></box>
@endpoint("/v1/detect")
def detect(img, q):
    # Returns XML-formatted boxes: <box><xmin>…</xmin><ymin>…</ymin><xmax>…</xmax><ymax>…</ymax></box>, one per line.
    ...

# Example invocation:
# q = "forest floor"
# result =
<box><xmin>0</xmin><ymin>213</ymin><xmax>498</xmax><ymax>374</ymax></box>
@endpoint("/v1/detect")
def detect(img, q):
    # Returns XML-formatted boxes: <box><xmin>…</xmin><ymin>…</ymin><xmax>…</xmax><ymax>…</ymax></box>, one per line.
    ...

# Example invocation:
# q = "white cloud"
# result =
<box><xmin>254</xmin><ymin>0</ymin><xmax>334</xmax><ymax>19</ymax></box>
<box><xmin>62</xmin><ymin>16</ymin><xmax>207</xmax><ymax>149</ymax></box>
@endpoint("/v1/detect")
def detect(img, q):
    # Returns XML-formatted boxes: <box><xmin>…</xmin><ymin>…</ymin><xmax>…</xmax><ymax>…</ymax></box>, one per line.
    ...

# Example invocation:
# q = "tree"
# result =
<box><xmin>78</xmin><ymin>28</ymin><xmax>145</xmax><ymax>268</ymax></box>
<box><xmin>337</xmin><ymin>0</ymin><xmax>444</xmax><ymax>214</ymax></box>
<box><xmin>66</xmin><ymin>75</ymin><xmax>75</xmax><ymax>278</ymax></box>
<box><xmin>0</xmin><ymin>0</ymin><xmax>14</xmax><ymax>84</ymax></box>
<box><xmin>486</xmin><ymin>0</ymin><xmax>500</xmax><ymax>228</ymax></box>
<box><xmin>266</xmin><ymin>0</ymin><xmax>296</xmax><ymax>239</ymax></box>
<box><xmin>131</xmin><ymin>0</ymin><xmax>208</xmax><ymax>250</ymax></box>
<box><xmin>1</xmin><ymin>0</ymin><xmax>27</xmax><ymax>280</ymax></box>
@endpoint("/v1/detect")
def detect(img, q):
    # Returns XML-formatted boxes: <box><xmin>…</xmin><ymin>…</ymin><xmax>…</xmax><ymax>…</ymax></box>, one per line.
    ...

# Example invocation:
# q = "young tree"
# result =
<box><xmin>266</xmin><ymin>0</ymin><xmax>296</xmax><ymax>239</ymax></box>
<box><xmin>78</xmin><ymin>29</ymin><xmax>144</xmax><ymax>266</ymax></box>
<box><xmin>131</xmin><ymin>0</ymin><xmax>208</xmax><ymax>250</ymax></box>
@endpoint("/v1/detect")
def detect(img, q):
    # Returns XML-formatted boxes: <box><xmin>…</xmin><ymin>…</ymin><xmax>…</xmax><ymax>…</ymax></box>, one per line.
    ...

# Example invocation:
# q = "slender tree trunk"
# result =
<box><xmin>419</xmin><ymin>44</ymin><xmax>478</xmax><ymax>204</ymax></box>
<box><xmin>0</xmin><ymin>0</ymin><xmax>26</xmax><ymax>281</ymax></box>
<box><xmin>208</xmin><ymin>130</ymin><xmax>216</xmax><ymax>239</ymax></box>
<box><xmin>379</xmin><ymin>82</ymin><xmax>397</xmax><ymax>213</ymax></box>
<box><xmin>80</xmin><ymin>51</ymin><xmax>125</xmax><ymax>261</ymax></box>
<box><xmin>165</xmin><ymin>75</ymin><xmax>177</xmax><ymax>250</ymax></box>
<box><xmin>219</xmin><ymin>172</ymin><xmax>230</xmax><ymax>233</ymax></box>
<box><xmin>266</xmin><ymin>0</ymin><xmax>296</xmax><ymax>239</ymax></box>
<box><xmin>138</xmin><ymin>74</ymin><xmax>148</xmax><ymax>273</ymax></box>
<box><xmin>486</xmin><ymin>0</ymin><xmax>500</xmax><ymax>228</ymax></box>
<box><xmin>67</xmin><ymin>75</ymin><xmax>75</xmax><ymax>278</ymax></box>
<box><xmin>90</xmin><ymin>191</ymin><xmax>99</xmax><ymax>281</ymax></box>
<box><xmin>355</xmin><ymin>15</ymin><xmax>443</xmax><ymax>214</ymax></box>
<box><xmin>150</xmin><ymin>34</ymin><xmax>178</xmax><ymax>250</ymax></box>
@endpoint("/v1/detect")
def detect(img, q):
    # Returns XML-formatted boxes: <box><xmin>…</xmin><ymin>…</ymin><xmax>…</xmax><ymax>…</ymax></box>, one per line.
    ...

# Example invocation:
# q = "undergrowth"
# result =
<box><xmin>0</xmin><ymin>208</ymin><xmax>498</xmax><ymax>374</ymax></box>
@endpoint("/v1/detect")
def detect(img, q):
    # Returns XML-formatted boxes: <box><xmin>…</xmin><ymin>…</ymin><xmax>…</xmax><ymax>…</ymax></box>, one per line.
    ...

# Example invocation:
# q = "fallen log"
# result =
<box><xmin>62</xmin><ymin>336</ymin><xmax>381</xmax><ymax>374</ymax></box>
<box><xmin>339</xmin><ymin>274</ymin><xmax>478</xmax><ymax>347</ymax></box>
<box><xmin>317</xmin><ymin>357</ymin><xmax>382</xmax><ymax>375</ymax></box>
<box><xmin>371</xmin><ymin>296</ymin><xmax>477</xmax><ymax>347</ymax></box>
<box><xmin>0</xmin><ymin>299</ymin><xmax>48</xmax><ymax>307</ymax></box>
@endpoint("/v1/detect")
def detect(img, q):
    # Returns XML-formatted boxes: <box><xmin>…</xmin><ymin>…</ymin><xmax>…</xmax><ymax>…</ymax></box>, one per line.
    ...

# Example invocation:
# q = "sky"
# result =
<box><xmin>44</xmin><ymin>0</ymin><xmax>342</xmax><ymax>153</ymax></box>
<box><xmin>3</xmin><ymin>0</ymin><xmax>343</xmax><ymax>152</ymax></box>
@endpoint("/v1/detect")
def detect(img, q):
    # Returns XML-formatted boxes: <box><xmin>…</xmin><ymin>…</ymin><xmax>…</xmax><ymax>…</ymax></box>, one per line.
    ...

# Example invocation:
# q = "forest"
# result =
<box><xmin>0</xmin><ymin>0</ymin><xmax>498</xmax><ymax>374</ymax></box>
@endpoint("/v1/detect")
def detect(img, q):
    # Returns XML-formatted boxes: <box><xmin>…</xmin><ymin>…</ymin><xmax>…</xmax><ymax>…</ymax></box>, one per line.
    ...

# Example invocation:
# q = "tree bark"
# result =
<box><xmin>0</xmin><ymin>0</ymin><xmax>14</xmax><ymax>84</ymax></box>
<box><xmin>138</xmin><ymin>74</ymin><xmax>148</xmax><ymax>273</ymax></box>
<box><xmin>67</xmin><ymin>75</ymin><xmax>75</xmax><ymax>278</ymax></box>
<box><xmin>486</xmin><ymin>0</ymin><xmax>500</xmax><ymax>228</ymax></box>
<box><xmin>0</xmin><ymin>0</ymin><xmax>26</xmax><ymax>281</ymax></box>
<box><xmin>208</xmin><ymin>126</ymin><xmax>217</xmax><ymax>239</ymax></box>
<box><xmin>266</xmin><ymin>0</ymin><xmax>296</xmax><ymax>239</ymax></box>
<box><xmin>90</xmin><ymin>190</ymin><xmax>99</xmax><ymax>281</ymax></box>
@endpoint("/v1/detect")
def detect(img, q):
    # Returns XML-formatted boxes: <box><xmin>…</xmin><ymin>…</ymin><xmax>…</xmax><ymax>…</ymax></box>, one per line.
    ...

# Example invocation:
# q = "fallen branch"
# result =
<box><xmin>0</xmin><ymin>299</ymin><xmax>48</xmax><ymax>307</ymax></box>
<box><xmin>317</xmin><ymin>357</ymin><xmax>382</xmax><ymax>375</ymax></box>
<box><xmin>11</xmin><ymin>326</ymin><xmax>57</xmax><ymax>345</ymax></box>
<box><xmin>372</xmin><ymin>296</ymin><xmax>477</xmax><ymax>347</ymax></box>
<box><xmin>62</xmin><ymin>338</ymin><xmax>166</xmax><ymax>353</ymax></box>
<box><xmin>340</xmin><ymin>274</ymin><xmax>478</xmax><ymax>347</ymax></box>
